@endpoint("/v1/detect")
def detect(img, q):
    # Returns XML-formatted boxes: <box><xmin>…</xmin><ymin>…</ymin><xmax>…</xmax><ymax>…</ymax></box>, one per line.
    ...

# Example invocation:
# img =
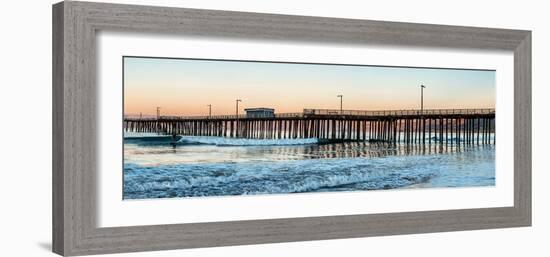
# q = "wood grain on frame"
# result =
<box><xmin>52</xmin><ymin>1</ymin><xmax>531</xmax><ymax>256</ymax></box>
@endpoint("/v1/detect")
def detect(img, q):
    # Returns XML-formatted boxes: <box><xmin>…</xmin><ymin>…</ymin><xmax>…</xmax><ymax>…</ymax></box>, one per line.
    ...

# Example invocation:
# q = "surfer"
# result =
<box><xmin>170</xmin><ymin>133</ymin><xmax>178</xmax><ymax>148</ymax></box>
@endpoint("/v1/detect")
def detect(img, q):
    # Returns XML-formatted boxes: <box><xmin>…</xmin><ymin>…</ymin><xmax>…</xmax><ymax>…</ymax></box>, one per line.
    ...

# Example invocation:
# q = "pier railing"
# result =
<box><xmin>124</xmin><ymin>108</ymin><xmax>495</xmax><ymax>121</ymax></box>
<box><xmin>303</xmin><ymin>108</ymin><xmax>495</xmax><ymax>117</ymax></box>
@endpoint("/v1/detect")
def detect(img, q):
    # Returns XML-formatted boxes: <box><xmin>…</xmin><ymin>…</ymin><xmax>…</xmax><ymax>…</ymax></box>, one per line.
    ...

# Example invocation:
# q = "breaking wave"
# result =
<box><xmin>123</xmin><ymin>156</ymin><xmax>437</xmax><ymax>199</ymax></box>
<box><xmin>124</xmin><ymin>134</ymin><xmax>319</xmax><ymax>146</ymax></box>
<box><xmin>177</xmin><ymin>136</ymin><xmax>319</xmax><ymax>146</ymax></box>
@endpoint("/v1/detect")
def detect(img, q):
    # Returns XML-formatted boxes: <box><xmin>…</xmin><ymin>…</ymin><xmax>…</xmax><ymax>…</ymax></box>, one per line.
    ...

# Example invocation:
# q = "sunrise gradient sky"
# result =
<box><xmin>123</xmin><ymin>57</ymin><xmax>495</xmax><ymax>116</ymax></box>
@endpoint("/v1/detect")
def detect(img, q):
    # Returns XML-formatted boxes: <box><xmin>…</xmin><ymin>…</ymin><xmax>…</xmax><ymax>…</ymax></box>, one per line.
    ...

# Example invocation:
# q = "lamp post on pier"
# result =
<box><xmin>420</xmin><ymin>85</ymin><xmax>425</xmax><ymax>114</ymax></box>
<box><xmin>155</xmin><ymin>106</ymin><xmax>161</xmax><ymax>134</ymax></box>
<box><xmin>207</xmin><ymin>104</ymin><xmax>212</xmax><ymax>118</ymax></box>
<box><xmin>235</xmin><ymin>99</ymin><xmax>242</xmax><ymax>117</ymax></box>
<box><xmin>236</xmin><ymin>99</ymin><xmax>242</xmax><ymax>137</ymax></box>
<box><xmin>420</xmin><ymin>85</ymin><xmax>426</xmax><ymax>144</ymax></box>
<box><xmin>337</xmin><ymin>94</ymin><xmax>343</xmax><ymax>115</ymax></box>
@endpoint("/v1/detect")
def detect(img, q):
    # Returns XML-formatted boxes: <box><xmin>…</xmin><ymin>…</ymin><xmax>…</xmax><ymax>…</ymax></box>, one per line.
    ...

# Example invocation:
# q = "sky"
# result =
<box><xmin>123</xmin><ymin>56</ymin><xmax>495</xmax><ymax>117</ymax></box>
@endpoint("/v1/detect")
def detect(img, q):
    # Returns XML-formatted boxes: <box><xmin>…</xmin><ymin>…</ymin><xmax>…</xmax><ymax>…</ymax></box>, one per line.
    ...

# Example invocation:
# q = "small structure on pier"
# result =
<box><xmin>245</xmin><ymin>107</ymin><xmax>275</xmax><ymax>118</ymax></box>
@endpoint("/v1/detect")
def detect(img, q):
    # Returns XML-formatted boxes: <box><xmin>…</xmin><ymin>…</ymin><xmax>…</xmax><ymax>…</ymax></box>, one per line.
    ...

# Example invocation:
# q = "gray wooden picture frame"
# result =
<box><xmin>52</xmin><ymin>1</ymin><xmax>531</xmax><ymax>256</ymax></box>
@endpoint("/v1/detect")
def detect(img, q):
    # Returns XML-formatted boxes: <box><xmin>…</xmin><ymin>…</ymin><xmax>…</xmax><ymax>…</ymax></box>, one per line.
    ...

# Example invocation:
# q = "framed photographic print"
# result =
<box><xmin>52</xmin><ymin>1</ymin><xmax>531</xmax><ymax>256</ymax></box>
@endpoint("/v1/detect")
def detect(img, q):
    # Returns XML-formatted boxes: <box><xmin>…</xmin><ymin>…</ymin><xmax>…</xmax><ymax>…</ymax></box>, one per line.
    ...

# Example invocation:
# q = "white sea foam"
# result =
<box><xmin>177</xmin><ymin>136</ymin><xmax>319</xmax><ymax>146</ymax></box>
<box><xmin>123</xmin><ymin>150</ymin><xmax>496</xmax><ymax>199</ymax></box>
<box><xmin>124</xmin><ymin>132</ymin><xmax>167</xmax><ymax>138</ymax></box>
<box><xmin>123</xmin><ymin>136</ymin><xmax>496</xmax><ymax>199</ymax></box>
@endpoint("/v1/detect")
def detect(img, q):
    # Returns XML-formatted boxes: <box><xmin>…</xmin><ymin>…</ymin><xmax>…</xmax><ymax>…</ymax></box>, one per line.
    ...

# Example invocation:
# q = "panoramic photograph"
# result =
<box><xmin>122</xmin><ymin>56</ymin><xmax>496</xmax><ymax>200</ymax></box>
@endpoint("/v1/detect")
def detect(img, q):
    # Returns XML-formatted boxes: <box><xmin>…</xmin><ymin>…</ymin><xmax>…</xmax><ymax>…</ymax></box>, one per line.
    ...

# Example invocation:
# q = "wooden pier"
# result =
<box><xmin>124</xmin><ymin>108</ymin><xmax>496</xmax><ymax>145</ymax></box>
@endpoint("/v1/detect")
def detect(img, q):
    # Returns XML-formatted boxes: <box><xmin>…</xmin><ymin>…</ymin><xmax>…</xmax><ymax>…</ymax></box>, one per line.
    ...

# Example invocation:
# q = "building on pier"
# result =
<box><xmin>245</xmin><ymin>107</ymin><xmax>275</xmax><ymax>118</ymax></box>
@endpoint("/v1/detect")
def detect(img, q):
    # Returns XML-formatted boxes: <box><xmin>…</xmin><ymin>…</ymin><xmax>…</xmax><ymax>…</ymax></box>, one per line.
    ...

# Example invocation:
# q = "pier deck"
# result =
<box><xmin>124</xmin><ymin>108</ymin><xmax>496</xmax><ymax>145</ymax></box>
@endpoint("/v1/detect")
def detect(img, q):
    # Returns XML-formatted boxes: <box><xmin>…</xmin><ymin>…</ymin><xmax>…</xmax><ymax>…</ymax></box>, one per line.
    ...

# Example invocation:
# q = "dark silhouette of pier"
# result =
<box><xmin>123</xmin><ymin>108</ymin><xmax>496</xmax><ymax>145</ymax></box>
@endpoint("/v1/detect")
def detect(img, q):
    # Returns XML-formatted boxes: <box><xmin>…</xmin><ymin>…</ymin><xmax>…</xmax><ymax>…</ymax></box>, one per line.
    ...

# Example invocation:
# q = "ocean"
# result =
<box><xmin>123</xmin><ymin>133</ymin><xmax>495</xmax><ymax>199</ymax></box>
